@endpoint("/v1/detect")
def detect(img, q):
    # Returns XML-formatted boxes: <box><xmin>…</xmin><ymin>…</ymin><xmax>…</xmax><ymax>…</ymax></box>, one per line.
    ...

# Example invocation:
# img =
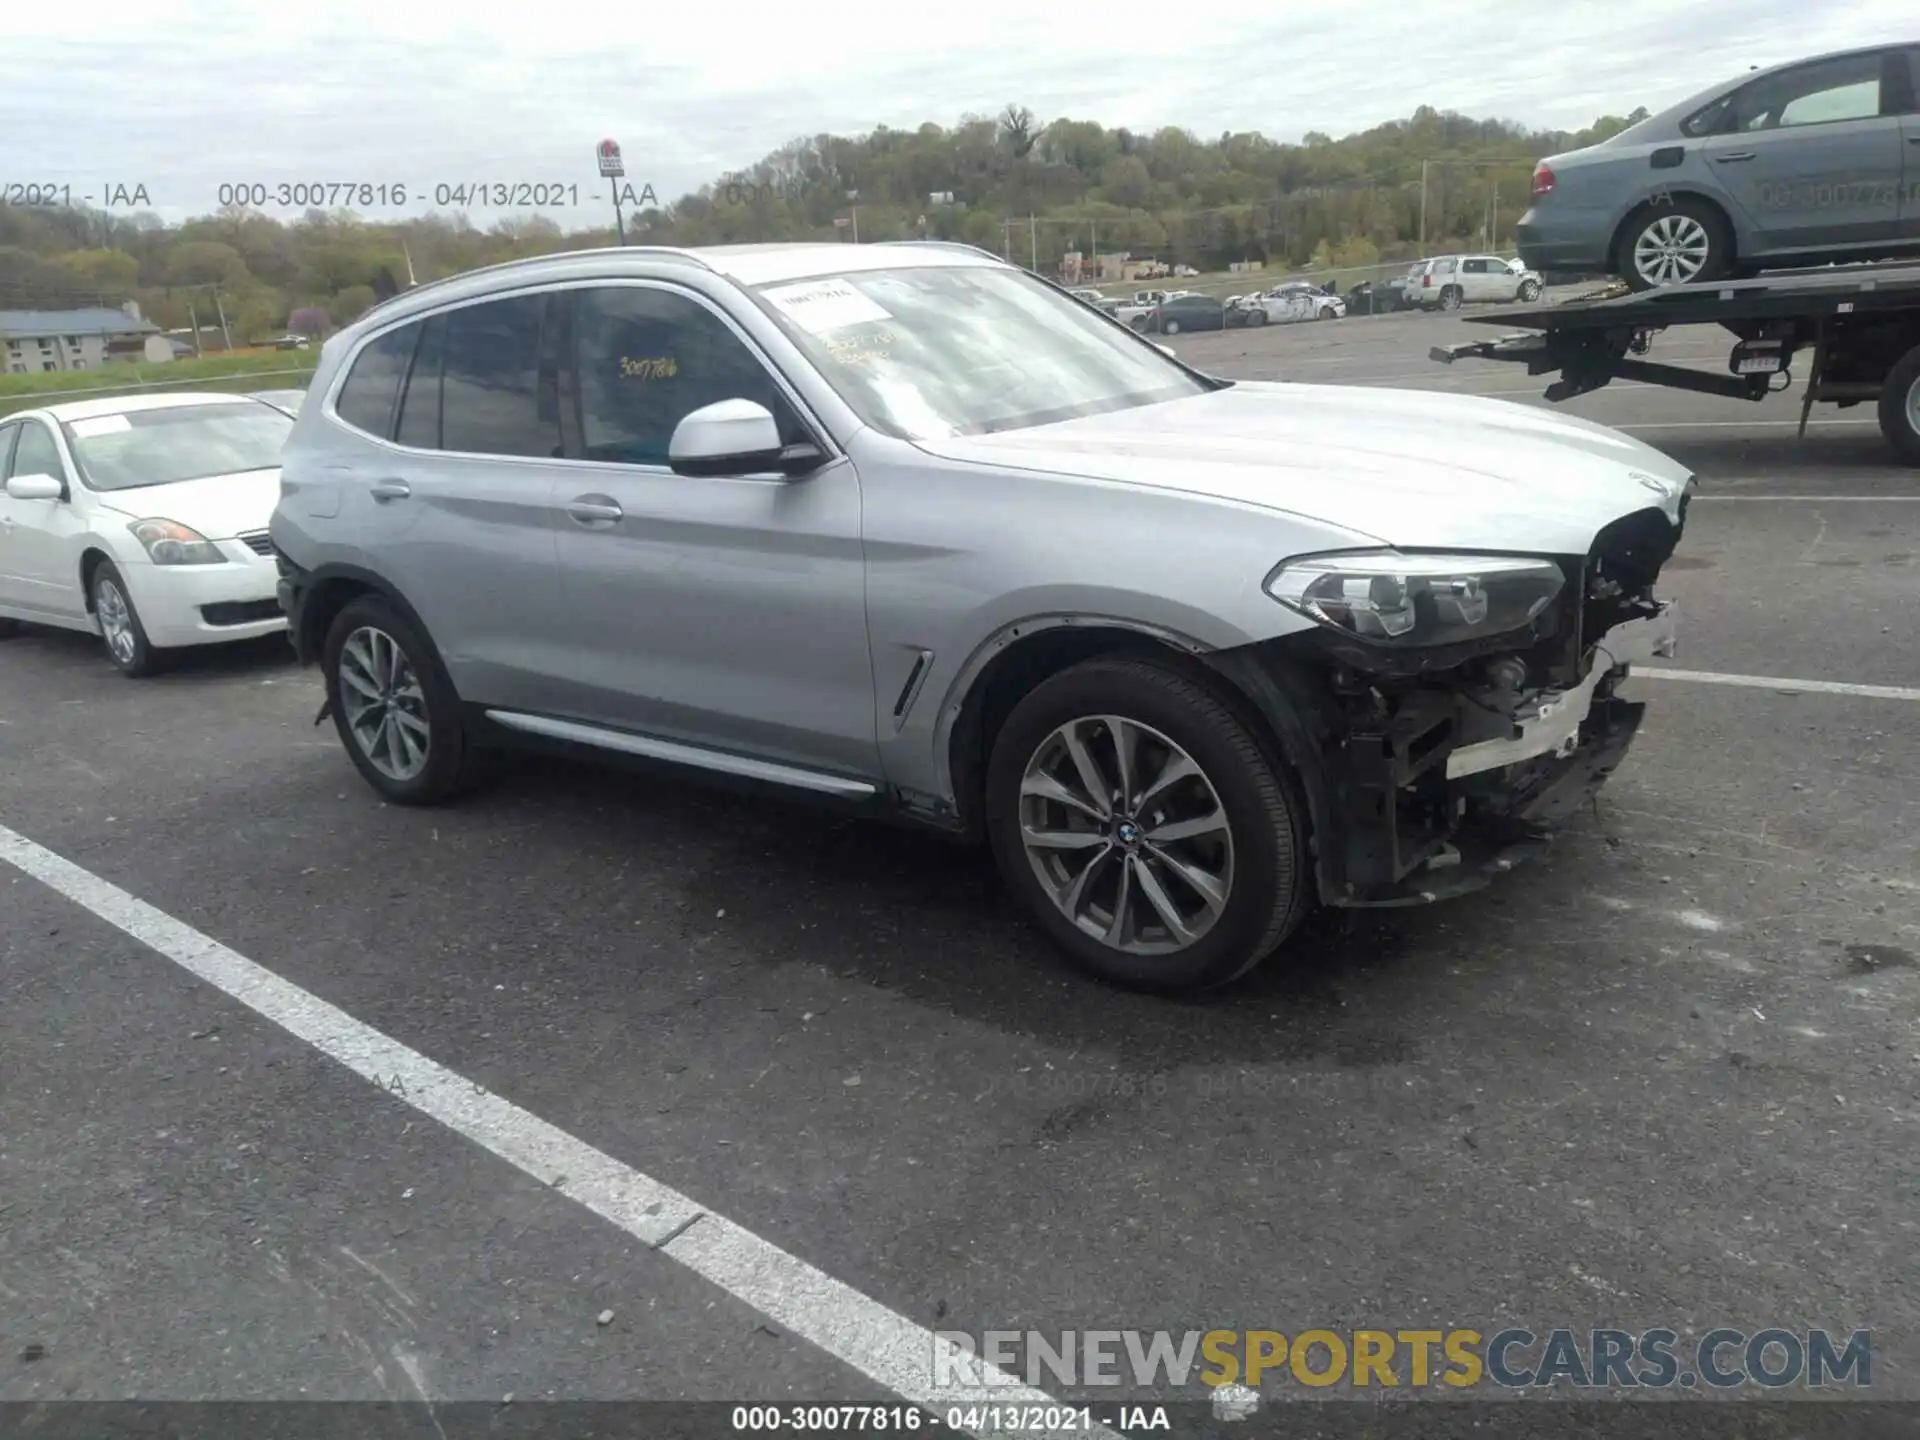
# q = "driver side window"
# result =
<box><xmin>10</xmin><ymin>421</ymin><xmax>65</xmax><ymax>490</ymax></box>
<box><xmin>571</xmin><ymin>285</ymin><xmax>802</xmax><ymax>467</ymax></box>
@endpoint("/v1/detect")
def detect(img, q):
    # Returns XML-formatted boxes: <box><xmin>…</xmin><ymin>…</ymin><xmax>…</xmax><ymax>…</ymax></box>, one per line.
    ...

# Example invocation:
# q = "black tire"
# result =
<box><xmin>1439</xmin><ymin>285</ymin><xmax>1463</xmax><ymax>312</ymax></box>
<box><xmin>1518</xmin><ymin>279</ymin><xmax>1542</xmax><ymax>303</ymax></box>
<box><xmin>1616</xmin><ymin>196</ymin><xmax>1732</xmax><ymax>292</ymax></box>
<box><xmin>1164</xmin><ymin>319</ymin><xmax>1181</xmax><ymax>335</ymax></box>
<box><xmin>1878</xmin><ymin>343</ymin><xmax>1920</xmax><ymax>467</ymax></box>
<box><xmin>985</xmin><ymin>656</ymin><xmax>1312</xmax><ymax>994</ymax></box>
<box><xmin>1129</xmin><ymin>316</ymin><xmax>1148</xmax><ymax>332</ymax></box>
<box><xmin>1248</xmin><ymin>309</ymin><xmax>1267</xmax><ymax>326</ymax></box>
<box><xmin>321</xmin><ymin>593</ymin><xmax>487</xmax><ymax>805</ymax></box>
<box><xmin>90</xmin><ymin>561</ymin><xmax>166</xmax><ymax>677</ymax></box>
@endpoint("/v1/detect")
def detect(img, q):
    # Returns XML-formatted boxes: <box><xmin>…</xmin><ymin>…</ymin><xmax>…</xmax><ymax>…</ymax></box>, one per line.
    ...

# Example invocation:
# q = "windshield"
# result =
<box><xmin>62</xmin><ymin>402</ymin><xmax>292</xmax><ymax>492</ymax></box>
<box><xmin>750</xmin><ymin>265</ymin><xmax>1213</xmax><ymax>440</ymax></box>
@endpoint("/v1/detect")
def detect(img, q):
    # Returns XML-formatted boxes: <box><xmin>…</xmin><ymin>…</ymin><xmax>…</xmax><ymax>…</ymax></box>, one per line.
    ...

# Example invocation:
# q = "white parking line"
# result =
<box><xmin>0</xmin><ymin>822</ymin><xmax>1116</xmax><ymax>1440</ymax></box>
<box><xmin>1636</xmin><ymin>667</ymin><xmax>1920</xmax><ymax>702</ymax></box>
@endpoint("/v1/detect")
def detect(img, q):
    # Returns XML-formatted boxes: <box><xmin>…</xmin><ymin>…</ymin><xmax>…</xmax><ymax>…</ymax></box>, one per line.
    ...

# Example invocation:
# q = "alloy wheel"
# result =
<box><xmin>95</xmin><ymin>578</ymin><xmax>137</xmax><ymax>666</ymax></box>
<box><xmin>338</xmin><ymin>625</ymin><xmax>431</xmax><ymax>782</ymax></box>
<box><xmin>1633</xmin><ymin>214</ymin><xmax>1711</xmax><ymax>286</ymax></box>
<box><xmin>1017</xmin><ymin>715</ymin><xmax>1234</xmax><ymax>956</ymax></box>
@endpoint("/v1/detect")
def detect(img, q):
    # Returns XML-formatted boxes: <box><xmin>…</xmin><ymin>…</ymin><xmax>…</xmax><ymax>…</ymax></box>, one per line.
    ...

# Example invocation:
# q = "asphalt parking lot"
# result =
<box><xmin>4</xmin><ymin>299</ymin><xmax>1918</xmax><ymax>1433</ymax></box>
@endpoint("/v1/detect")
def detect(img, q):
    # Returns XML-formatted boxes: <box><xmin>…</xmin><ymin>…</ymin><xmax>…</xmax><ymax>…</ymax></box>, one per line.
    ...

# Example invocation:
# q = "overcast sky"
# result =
<box><xmin>5</xmin><ymin>0</ymin><xmax>1914</xmax><ymax>231</ymax></box>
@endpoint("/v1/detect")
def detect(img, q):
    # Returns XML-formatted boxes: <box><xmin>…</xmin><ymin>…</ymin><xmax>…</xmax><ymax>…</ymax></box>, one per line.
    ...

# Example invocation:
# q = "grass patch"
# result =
<box><xmin>0</xmin><ymin>352</ymin><xmax>317</xmax><ymax>413</ymax></box>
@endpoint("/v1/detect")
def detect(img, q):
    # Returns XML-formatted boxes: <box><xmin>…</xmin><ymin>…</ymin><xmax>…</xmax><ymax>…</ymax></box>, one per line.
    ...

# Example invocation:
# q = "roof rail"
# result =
<box><xmin>356</xmin><ymin>245</ymin><xmax>715</xmax><ymax>323</ymax></box>
<box><xmin>876</xmin><ymin>240</ymin><xmax>1008</xmax><ymax>263</ymax></box>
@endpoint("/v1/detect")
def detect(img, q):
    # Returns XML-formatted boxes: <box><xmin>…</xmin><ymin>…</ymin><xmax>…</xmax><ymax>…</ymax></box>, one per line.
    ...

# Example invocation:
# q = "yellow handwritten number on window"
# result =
<box><xmin>619</xmin><ymin>356</ymin><xmax>678</xmax><ymax>380</ymax></box>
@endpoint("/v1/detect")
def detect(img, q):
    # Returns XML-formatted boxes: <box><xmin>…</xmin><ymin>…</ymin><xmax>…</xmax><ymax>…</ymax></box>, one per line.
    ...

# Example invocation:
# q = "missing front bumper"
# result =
<box><xmin>1446</xmin><ymin>603</ymin><xmax>1677</xmax><ymax>781</ymax></box>
<box><xmin>1335</xmin><ymin>694</ymin><xmax>1646</xmax><ymax>908</ymax></box>
<box><xmin>1322</xmin><ymin>605</ymin><xmax>1672</xmax><ymax>909</ymax></box>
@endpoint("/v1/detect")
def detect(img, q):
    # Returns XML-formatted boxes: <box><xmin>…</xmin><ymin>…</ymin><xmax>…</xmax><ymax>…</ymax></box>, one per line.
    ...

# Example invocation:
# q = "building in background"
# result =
<box><xmin>0</xmin><ymin>302</ymin><xmax>160</xmax><ymax>374</ymax></box>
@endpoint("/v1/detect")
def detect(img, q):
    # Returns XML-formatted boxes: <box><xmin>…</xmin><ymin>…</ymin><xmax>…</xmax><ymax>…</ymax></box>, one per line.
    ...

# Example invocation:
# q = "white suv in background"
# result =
<box><xmin>1408</xmin><ymin>255</ymin><xmax>1544</xmax><ymax>312</ymax></box>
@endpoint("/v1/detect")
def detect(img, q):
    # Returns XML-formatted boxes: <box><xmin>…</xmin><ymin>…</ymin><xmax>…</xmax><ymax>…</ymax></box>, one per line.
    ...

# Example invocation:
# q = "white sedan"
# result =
<box><xmin>0</xmin><ymin>392</ymin><xmax>292</xmax><ymax>676</ymax></box>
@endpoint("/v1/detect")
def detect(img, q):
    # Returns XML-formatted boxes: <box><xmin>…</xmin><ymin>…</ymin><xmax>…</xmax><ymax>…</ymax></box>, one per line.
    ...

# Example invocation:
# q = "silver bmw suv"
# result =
<box><xmin>271</xmin><ymin>241</ymin><xmax>1688</xmax><ymax>993</ymax></box>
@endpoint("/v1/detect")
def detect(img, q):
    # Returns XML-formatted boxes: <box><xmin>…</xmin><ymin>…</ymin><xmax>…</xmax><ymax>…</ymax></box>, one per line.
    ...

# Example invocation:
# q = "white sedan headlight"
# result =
<box><xmin>1266</xmin><ymin>551</ymin><xmax>1564</xmax><ymax>647</ymax></box>
<box><xmin>129</xmin><ymin>518</ymin><xmax>227</xmax><ymax>566</ymax></box>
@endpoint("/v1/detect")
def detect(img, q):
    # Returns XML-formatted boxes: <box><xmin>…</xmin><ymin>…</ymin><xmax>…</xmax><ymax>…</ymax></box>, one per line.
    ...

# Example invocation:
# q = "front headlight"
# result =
<box><xmin>1266</xmin><ymin>551</ymin><xmax>1564</xmax><ymax>647</ymax></box>
<box><xmin>129</xmin><ymin>518</ymin><xmax>227</xmax><ymax>566</ymax></box>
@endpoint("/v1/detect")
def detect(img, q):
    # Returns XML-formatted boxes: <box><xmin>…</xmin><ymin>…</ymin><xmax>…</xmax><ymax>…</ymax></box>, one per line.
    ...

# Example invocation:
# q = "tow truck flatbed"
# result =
<box><xmin>1430</xmin><ymin>261</ymin><xmax>1920</xmax><ymax>464</ymax></box>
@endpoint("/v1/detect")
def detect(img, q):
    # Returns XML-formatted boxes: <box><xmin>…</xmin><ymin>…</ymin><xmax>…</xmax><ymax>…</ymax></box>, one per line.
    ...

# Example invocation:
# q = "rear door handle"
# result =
<box><xmin>1712</xmin><ymin>151</ymin><xmax>1757</xmax><ymax>163</ymax></box>
<box><xmin>566</xmin><ymin>495</ymin><xmax>623</xmax><ymax>526</ymax></box>
<box><xmin>369</xmin><ymin>479</ymin><xmax>411</xmax><ymax>501</ymax></box>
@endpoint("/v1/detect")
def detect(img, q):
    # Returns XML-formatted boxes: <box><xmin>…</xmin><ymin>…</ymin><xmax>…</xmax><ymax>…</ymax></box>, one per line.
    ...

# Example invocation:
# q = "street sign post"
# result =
<box><xmin>597</xmin><ymin>139</ymin><xmax>626</xmax><ymax>243</ymax></box>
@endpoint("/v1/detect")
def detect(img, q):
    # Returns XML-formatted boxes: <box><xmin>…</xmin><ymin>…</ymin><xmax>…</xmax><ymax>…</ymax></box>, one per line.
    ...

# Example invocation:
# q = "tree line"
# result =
<box><xmin>0</xmin><ymin>101</ymin><xmax>1648</xmax><ymax>339</ymax></box>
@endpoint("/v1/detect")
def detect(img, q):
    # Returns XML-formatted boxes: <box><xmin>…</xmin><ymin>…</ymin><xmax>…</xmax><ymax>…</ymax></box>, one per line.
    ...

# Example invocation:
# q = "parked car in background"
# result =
<box><xmin>0</xmin><ymin>393</ymin><xmax>292</xmax><ymax>674</ymax></box>
<box><xmin>270</xmin><ymin>240</ymin><xmax>1690</xmax><ymax>993</ymax></box>
<box><xmin>1407</xmin><ymin>255</ymin><xmax>1545</xmax><ymax>311</ymax></box>
<box><xmin>1141</xmin><ymin>293</ymin><xmax>1227</xmax><ymax>333</ymax></box>
<box><xmin>250</xmin><ymin>388</ymin><xmax>307</xmax><ymax>416</ymax></box>
<box><xmin>1518</xmin><ymin>42</ymin><xmax>1920</xmax><ymax>291</ymax></box>
<box><xmin>1346</xmin><ymin>277</ymin><xmax>1411</xmax><ymax>314</ymax></box>
<box><xmin>1263</xmin><ymin>282</ymin><xmax>1346</xmax><ymax>321</ymax></box>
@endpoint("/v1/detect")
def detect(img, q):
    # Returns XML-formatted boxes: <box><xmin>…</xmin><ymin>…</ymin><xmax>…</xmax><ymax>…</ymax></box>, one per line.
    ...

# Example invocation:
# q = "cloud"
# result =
<box><xmin>4</xmin><ymin>0</ymin><xmax>1914</xmax><ymax>227</ymax></box>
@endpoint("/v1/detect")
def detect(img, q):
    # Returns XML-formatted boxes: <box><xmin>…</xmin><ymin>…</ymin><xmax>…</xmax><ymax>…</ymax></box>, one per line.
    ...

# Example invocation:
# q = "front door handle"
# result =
<box><xmin>1712</xmin><ymin>151</ymin><xmax>1757</xmax><ymax>163</ymax></box>
<box><xmin>566</xmin><ymin>495</ymin><xmax>623</xmax><ymax>526</ymax></box>
<box><xmin>369</xmin><ymin>479</ymin><xmax>411</xmax><ymax>501</ymax></box>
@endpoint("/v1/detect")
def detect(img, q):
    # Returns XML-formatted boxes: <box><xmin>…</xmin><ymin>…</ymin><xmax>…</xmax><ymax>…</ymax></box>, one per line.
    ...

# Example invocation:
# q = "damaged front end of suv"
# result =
<box><xmin>1210</xmin><ymin>500</ymin><xmax>1686</xmax><ymax>908</ymax></box>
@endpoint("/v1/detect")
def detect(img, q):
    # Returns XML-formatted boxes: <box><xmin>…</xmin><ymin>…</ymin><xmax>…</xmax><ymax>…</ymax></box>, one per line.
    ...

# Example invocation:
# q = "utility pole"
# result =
<box><xmin>1001</xmin><ymin>218</ymin><xmax>1013</xmax><ymax>260</ymax></box>
<box><xmin>213</xmin><ymin>287</ymin><xmax>232</xmax><ymax>352</ymax></box>
<box><xmin>1418</xmin><ymin>158</ymin><xmax>1429</xmax><ymax>256</ymax></box>
<box><xmin>1029</xmin><ymin>213</ymin><xmax>1038</xmax><ymax>272</ymax></box>
<box><xmin>186</xmin><ymin>300</ymin><xmax>202</xmax><ymax>358</ymax></box>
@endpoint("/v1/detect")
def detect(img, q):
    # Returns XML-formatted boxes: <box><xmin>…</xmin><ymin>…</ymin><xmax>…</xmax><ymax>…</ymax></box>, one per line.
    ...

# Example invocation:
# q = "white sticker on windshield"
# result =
<box><xmin>763</xmin><ymin>279</ymin><xmax>892</xmax><ymax>334</ymax></box>
<box><xmin>69</xmin><ymin>414</ymin><xmax>132</xmax><ymax>438</ymax></box>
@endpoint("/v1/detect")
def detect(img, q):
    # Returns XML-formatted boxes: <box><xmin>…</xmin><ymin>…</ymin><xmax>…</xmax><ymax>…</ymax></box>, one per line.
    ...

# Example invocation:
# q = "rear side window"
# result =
<box><xmin>394</xmin><ymin>315</ymin><xmax>446</xmax><ymax>449</ymax></box>
<box><xmin>440</xmin><ymin>294</ymin><xmax>562</xmax><ymax>458</ymax></box>
<box><xmin>334</xmin><ymin>324</ymin><xmax>419</xmax><ymax>439</ymax></box>
<box><xmin>1731</xmin><ymin>51</ymin><xmax>1885</xmax><ymax>131</ymax></box>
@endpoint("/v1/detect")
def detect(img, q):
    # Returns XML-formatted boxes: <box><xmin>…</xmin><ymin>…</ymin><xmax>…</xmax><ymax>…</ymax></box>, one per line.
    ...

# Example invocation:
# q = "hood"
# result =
<box><xmin>912</xmin><ymin>382</ymin><xmax>1690</xmax><ymax>555</ymax></box>
<box><xmin>92</xmin><ymin>467</ymin><xmax>281</xmax><ymax>540</ymax></box>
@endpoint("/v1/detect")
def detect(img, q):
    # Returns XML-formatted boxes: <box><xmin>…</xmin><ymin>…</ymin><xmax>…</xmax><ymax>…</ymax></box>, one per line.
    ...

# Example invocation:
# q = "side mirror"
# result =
<box><xmin>668</xmin><ymin>399</ymin><xmax>819</xmax><ymax>479</ymax></box>
<box><xmin>5</xmin><ymin>472</ymin><xmax>63</xmax><ymax>501</ymax></box>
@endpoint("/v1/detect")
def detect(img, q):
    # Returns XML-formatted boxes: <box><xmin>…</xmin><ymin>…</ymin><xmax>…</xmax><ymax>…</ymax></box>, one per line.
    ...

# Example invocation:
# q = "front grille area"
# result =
<box><xmin>237</xmin><ymin>531</ymin><xmax>274</xmax><ymax>556</ymax></box>
<box><xmin>201</xmin><ymin>599</ymin><xmax>283</xmax><ymax>627</ymax></box>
